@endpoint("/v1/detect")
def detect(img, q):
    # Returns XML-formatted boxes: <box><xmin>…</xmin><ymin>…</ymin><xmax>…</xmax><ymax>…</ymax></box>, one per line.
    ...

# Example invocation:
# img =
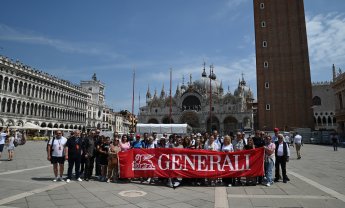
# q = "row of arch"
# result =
<box><xmin>0</xmin><ymin>119</ymin><xmax>85</xmax><ymax>131</ymax></box>
<box><xmin>0</xmin><ymin>96</ymin><xmax>86</xmax><ymax>122</ymax></box>
<box><xmin>0</xmin><ymin>74</ymin><xmax>87</xmax><ymax>109</ymax></box>
<box><xmin>314</xmin><ymin>116</ymin><xmax>336</xmax><ymax>126</ymax></box>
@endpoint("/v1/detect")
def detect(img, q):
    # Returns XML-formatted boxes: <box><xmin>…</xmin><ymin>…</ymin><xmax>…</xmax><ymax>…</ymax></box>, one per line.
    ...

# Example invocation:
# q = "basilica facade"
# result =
<box><xmin>138</xmin><ymin>66</ymin><xmax>255</xmax><ymax>135</ymax></box>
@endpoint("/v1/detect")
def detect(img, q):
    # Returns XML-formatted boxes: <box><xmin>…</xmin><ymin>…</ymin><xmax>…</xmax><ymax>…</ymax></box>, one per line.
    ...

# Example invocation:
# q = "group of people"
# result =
<box><xmin>46</xmin><ymin>127</ymin><xmax>307</xmax><ymax>188</ymax></box>
<box><xmin>0</xmin><ymin>127</ymin><xmax>23</xmax><ymax>161</ymax></box>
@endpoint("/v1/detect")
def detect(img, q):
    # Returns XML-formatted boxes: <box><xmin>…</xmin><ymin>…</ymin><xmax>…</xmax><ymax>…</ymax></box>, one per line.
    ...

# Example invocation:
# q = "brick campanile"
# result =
<box><xmin>253</xmin><ymin>0</ymin><xmax>314</xmax><ymax>131</ymax></box>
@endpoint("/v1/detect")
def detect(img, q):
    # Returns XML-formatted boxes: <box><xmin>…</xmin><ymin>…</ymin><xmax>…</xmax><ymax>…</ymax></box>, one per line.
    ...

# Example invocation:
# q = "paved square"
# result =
<box><xmin>0</xmin><ymin>141</ymin><xmax>344</xmax><ymax>208</ymax></box>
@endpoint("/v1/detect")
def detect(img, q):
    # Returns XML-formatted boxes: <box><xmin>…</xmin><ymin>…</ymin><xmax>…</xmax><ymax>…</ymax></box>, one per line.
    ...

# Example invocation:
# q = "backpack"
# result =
<box><xmin>46</xmin><ymin>137</ymin><xmax>55</xmax><ymax>156</ymax></box>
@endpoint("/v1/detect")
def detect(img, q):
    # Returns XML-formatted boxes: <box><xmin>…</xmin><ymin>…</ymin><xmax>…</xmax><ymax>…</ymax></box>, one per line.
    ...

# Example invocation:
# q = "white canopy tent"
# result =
<box><xmin>136</xmin><ymin>123</ymin><xmax>192</xmax><ymax>134</ymax></box>
<box><xmin>7</xmin><ymin>122</ymin><xmax>42</xmax><ymax>130</ymax></box>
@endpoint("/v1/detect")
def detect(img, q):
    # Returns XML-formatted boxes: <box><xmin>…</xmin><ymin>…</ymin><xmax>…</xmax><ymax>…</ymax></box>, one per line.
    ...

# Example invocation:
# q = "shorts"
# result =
<box><xmin>51</xmin><ymin>156</ymin><xmax>65</xmax><ymax>164</ymax></box>
<box><xmin>0</xmin><ymin>144</ymin><xmax>4</xmax><ymax>152</ymax></box>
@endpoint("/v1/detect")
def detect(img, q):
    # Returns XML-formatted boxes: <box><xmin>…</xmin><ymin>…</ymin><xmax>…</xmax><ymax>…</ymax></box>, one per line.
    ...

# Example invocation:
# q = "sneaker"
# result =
<box><xmin>167</xmin><ymin>182</ymin><xmax>173</xmax><ymax>188</ymax></box>
<box><xmin>265</xmin><ymin>183</ymin><xmax>271</xmax><ymax>187</ymax></box>
<box><xmin>53</xmin><ymin>177</ymin><xmax>58</xmax><ymax>182</ymax></box>
<box><xmin>107</xmin><ymin>179</ymin><xmax>111</xmax><ymax>183</ymax></box>
<box><xmin>173</xmin><ymin>181</ymin><xmax>180</xmax><ymax>187</ymax></box>
<box><xmin>147</xmin><ymin>178</ymin><xmax>151</xmax><ymax>183</ymax></box>
<box><xmin>66</xmin><ymin>179</ymin><xmax>71</xmax><ymax>183</ymax></box>
<box><xmin>59</xmin><ymin>177</ymin><xmax>65</xmax><ymax>182</ymax></box>
<box><xmin>228</xmin><ymin>184</ymin><xmax>232</xmax><ymax>187</ymax></box>
<box><xmin>283</xmin><ymin>179</ymin><xmax>287</xmax><ymax>183</ymax></box>
<box><xmin>77</xmin><ymin>178</ymin><xmax>82</xmax><ymax>182</ymax></box>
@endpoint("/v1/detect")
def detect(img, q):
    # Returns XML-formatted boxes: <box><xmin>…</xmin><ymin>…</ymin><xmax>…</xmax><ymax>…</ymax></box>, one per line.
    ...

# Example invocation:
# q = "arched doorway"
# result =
<box><xmin>162</xmin><ymin>116</ymin><xmax>174</xmax><ymax>124</ymax></box>
<box><xmin>147</xmin><ymin>118</ymin><xmax>159</xmax><ymax>124</ymax></box>
<box><xmin>223</xmin><ymin>116</ymin><xmax>238</xmax><ymax>135</ymax></box>
<box><xmin>206</xmin><ymin>116</ymin><xmax>220</xmax><ymax>133</ymax></box>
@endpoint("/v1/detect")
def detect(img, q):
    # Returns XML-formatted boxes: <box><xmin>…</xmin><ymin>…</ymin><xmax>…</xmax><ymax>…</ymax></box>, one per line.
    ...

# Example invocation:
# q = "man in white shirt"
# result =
<box><xmin>0</xmin><ymin>127</ymin><xmax>8</xmax><ymax>159</ymax></box>
<box><xmin>294</xmin><ymin>132</ymin><xmax>302</xmax><ymax>159</ymax></box>
<box><xmin>47</xmin><ymin>131</ymin><xmax>67</xmax><ymax>182</ymax></box>
<box><xmin>274</xmin><ymin>134</ymin><xmax>290</xmax><ymax>183</ymax></box>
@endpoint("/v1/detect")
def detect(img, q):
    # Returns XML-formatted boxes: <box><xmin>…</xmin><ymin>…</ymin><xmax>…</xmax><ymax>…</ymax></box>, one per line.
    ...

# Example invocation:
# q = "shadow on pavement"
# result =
<box><xmin>31</xmin><ymin>177</ymin><xmax>54</xmax><ymax>181</ymax></box>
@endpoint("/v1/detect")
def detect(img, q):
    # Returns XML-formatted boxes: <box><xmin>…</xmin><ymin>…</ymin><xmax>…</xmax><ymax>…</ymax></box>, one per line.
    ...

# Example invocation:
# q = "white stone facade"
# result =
<box><xmin>0</xmin><ymin>56</ymin><xmax>118</xmax><ymax>132</ymax></box>
<box><xmin>0</xmin><ymin>56</ymin><xmax>88</xmax><ymax>130</ymax></box>
<box><xmin>312</xmin><ymin>81</ymin><xmax>336</xmax><ymax>130</ymax></box>
<box><xmin>138</xmin><ymin>66</ymin><xmax>255</xmax><ymax>135</ymax></box>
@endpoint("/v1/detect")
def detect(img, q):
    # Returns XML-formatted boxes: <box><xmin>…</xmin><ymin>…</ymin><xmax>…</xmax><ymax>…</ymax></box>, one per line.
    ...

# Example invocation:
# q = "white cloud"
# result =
<box><xmin>226</xmin><ymin>0</ymin><xmax>248</xmax><ymax>7</ymax></box>
<box><xmin>0</xmin><ymin>23</ymin><xmax>120</xmax><ymax>59</ymax></box>
<box><xmin>306</xmin><ymin>13</ymin><xmax>345</xmax><ymax>80</ymax></box>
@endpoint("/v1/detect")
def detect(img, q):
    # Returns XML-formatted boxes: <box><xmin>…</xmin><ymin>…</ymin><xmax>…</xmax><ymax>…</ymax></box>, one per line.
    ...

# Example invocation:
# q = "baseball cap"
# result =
<box><xmin>273</xmin><ymin>128</ymin><xmax>279</xmax><ymax>132</ymax></box>
<box><xmin>136</xmin><ymin>134</ymin><xmax>141</xmax><ymax>138</ymax></box>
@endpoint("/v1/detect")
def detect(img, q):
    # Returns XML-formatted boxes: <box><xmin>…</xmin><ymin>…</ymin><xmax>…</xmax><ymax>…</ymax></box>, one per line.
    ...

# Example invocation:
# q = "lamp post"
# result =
<box><xmin>209</xmin><ymin>65</ymin><xmax>213</xmax><ymax>133</ymax></box>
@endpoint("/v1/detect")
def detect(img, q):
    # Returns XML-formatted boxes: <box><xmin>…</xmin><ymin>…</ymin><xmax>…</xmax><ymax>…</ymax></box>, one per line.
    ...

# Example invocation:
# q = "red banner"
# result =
<box><xmin>119</xmin><ymin>148</ymin><xmax>264</xmax><ymax>178</ymax></box>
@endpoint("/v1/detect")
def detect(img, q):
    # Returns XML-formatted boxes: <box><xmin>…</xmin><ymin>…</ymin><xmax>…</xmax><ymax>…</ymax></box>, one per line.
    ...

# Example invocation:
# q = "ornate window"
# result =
<box><xmin>312</xmin><ymin>96</ymin><xmax>321</xmax><ymax>106</ymax></box>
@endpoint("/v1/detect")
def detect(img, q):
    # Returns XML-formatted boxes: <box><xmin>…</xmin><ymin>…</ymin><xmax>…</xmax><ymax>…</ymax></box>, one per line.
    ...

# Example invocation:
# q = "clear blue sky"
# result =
<box><xmin>1</xmin><ymin>0</ymin><xmax>344</xmax><ymax>114</ymax></box>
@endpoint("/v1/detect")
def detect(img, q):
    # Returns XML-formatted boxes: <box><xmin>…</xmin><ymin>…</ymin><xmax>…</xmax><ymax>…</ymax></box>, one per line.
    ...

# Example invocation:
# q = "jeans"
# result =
<box><xmin>275</xmin><ymin>156</ymin><xmax>287</xmax><ymax>180</ymax></box>
<box><xmin>85</xmin><ymin>156</ymin><xmax>95</xmax><ymax>180</ymax></box>
<box><xmin>264</xmin><ymin>157</ymin><xmax>274</xmax><ymax>183</ymax></box>
<box><xmin>67</xmin><ymin>156</ymin><xmax>81</xmax><ymax>179</ymax></box>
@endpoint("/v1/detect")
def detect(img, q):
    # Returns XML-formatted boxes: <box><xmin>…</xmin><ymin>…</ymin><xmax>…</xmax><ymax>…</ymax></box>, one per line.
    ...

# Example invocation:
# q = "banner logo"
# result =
<box><xmin>133</xmin><ymin>154</ymin><xmax>156</xmax><ymax>170</ymax></box>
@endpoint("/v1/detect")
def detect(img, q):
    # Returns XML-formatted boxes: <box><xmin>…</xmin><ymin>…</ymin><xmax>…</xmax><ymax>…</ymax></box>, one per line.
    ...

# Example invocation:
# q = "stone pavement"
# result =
<box><xmin>0</xmin><ymin>141</ymin><xmax>344</xmax><ymax>208</ymax></box>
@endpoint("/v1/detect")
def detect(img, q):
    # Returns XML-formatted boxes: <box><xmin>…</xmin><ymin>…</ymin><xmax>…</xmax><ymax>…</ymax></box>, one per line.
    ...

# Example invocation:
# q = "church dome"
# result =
<box><xmin>193</xmin><ymin>76</ymin><xmax>220</xmax><ymax>94</ymax></box>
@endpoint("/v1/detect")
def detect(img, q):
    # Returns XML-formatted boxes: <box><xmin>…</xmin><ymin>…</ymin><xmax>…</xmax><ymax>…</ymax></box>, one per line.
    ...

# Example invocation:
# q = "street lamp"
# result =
<box><xmin>209</xmin><ymin>65</ymin><xmax>216</xmax><ymax>132</ymax></box>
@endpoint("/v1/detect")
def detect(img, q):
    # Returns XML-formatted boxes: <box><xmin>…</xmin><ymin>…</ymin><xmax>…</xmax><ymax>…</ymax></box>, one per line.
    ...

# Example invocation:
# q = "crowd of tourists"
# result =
<box><xmin>44</xmin><ymin>127</ymin><xmax>307</xmax><ymax>188</ymax></box>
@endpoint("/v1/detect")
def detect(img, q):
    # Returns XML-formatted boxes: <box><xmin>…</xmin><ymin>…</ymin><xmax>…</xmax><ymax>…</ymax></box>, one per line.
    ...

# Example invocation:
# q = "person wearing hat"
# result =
<box><xmin>157</xmin><ymin>136</ymin><xmax>167</xmax><ymax>148</ymax></box>
<box><xmin>131</xmin><ymin>134</ymin><xmax>144</xmax><ymax>149</ymax></box>
<box><xmin>272</xmin><ymin>128</ymin><xmax>279</xmax><ymax>142</ymax></box>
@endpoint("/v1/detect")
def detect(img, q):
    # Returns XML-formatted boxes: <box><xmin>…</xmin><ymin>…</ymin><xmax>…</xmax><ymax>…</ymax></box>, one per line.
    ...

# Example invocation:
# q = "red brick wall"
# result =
<box><xmin>254</xmin><ymin>0</ymin><xmax>314</xmax><ymax>130</ymax></box>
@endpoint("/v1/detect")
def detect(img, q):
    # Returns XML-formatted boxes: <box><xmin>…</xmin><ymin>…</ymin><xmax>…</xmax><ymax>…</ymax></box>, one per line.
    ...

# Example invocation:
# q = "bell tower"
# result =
<box><xmin>253</xmin><ymin>0</ymin><xmax>314</xmax><ymax>130</ymax></box>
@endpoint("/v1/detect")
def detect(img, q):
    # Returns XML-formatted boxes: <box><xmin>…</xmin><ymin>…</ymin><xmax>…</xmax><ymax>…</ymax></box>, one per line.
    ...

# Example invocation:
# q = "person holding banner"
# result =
<box><xmin>264</xmin><ymin>135</ymin><xmax>275</xmax><ymax>186</ymax></box>
<box><xmin>204</xmin><ymin>135</ymin><xmax>220</xmax><ymax>151</ymax></box>
<box><xmin>145</xmin><ymin>136</ymin><xmax>156</xmax><ymax>184</ymax></box>
<box><xmin>107</xmin><ymin>137</ymin><xmax>121</xmax><ymax>183</ymax></box>
<box><xmin>221</xmin><ymin>135</ymin><xmax>234</xmax><ymax>187</ymax></box>
<box><xmin>232</xmin><ymin>132</ymin><xmax>245</xmax><ymax>186</ymax></box>
<box><xmin>244</xmin><ymin>137</ymin><xmax>256</xmax><ymax>186</ymax></box>
<box><xmin>204</xmin><ymin>135</ymin><xmax>220</xmax><ymax>186</ymax></box>
<box><xmin>119</xmin><ymin>134</ymin><xmax>131</xmax><ymax>151</ymax></box>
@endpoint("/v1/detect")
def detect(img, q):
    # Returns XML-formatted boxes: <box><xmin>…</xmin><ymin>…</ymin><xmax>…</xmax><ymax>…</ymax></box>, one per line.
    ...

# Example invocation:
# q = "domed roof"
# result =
<box><xmin>193</xmin><ymin>76</ymin><xmax>220</xmax><ymax>94</ymax></box>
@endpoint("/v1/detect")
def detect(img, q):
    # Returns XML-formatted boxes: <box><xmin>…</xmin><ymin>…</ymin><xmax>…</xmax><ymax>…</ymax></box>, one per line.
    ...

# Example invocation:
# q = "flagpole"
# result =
<box><xmin>131</xmin><ymin>68</ymin><xmax>135</xmax><ymax>132</ymax></box>
<box><xmin>209</xmin><ymin>65</ymin><xmax>212</xmax><ymax>133</ymax></box>
<box><xmin>169</xmin><ymin>68</ymin><xmax>172</xmax><ymax>124</ymax></box>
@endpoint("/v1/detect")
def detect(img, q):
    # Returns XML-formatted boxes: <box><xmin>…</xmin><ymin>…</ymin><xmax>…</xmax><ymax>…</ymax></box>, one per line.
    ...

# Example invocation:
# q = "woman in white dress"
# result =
<box><xmin>7</xmin><ymin>132</ymin><xmax>15</xmax><ymax>161</ymax></box>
